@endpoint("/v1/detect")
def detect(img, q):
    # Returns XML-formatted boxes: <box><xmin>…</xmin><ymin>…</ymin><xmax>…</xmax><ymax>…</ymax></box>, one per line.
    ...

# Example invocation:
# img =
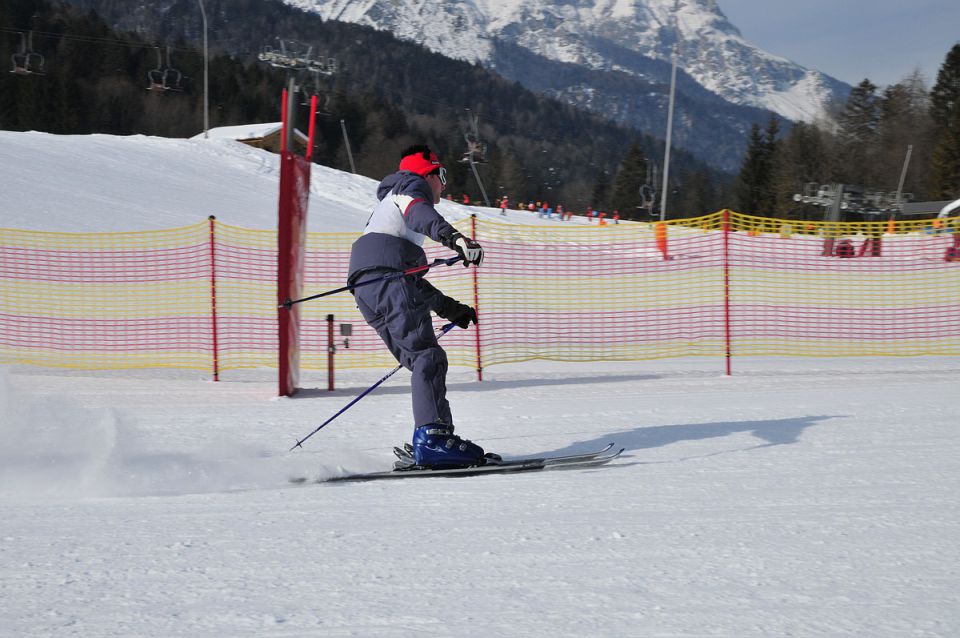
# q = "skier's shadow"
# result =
<box><xmin>294</xmin><ymin>372</ymin><xmax>660</xmax><ymax>398</ymax></box>
<box><xmin>510</xmin><ymin>415</ymin><xmax>838</xmax><ymax>462</ymax></box>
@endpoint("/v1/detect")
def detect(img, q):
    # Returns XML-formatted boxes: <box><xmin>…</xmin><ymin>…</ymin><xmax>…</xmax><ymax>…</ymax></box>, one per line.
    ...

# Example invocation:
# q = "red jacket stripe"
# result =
<box><xmin>403</xmin><ymin>198</ymin><xmax>426</xmax><ymax>218</ymax></box>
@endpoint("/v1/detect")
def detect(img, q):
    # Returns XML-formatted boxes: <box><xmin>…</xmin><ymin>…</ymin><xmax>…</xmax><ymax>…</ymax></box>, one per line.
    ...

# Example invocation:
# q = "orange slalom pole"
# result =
<box><xmin>655</xmin><ymin>222</ymin><xmax>669</xmax><ymax>260</ymax></box>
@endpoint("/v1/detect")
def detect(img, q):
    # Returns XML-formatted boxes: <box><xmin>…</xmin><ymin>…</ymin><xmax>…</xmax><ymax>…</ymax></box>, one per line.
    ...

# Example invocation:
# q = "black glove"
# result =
<box><xmin>441</xmin><ymin>302</ymin><xmax>478</xmax><ymax>329</ymax></box>
<box><xmin>442</xmin><ymin>232</ymin><xmax>484</xmax><ymax>267</ymax></box>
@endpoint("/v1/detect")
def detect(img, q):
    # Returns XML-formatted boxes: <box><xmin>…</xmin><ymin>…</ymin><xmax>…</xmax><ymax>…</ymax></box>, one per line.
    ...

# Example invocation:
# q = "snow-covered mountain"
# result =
<box><xmin>286</xmin><ymin>0</ymin><xmax>849</xmax><ymax>124</ymax></box>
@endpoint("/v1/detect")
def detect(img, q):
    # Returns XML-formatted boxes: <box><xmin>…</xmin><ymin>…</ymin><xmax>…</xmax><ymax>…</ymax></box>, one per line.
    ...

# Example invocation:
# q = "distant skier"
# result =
<box><xmin>347</xmin><ymin>145</ymin><xmax>485</xmax><ymax>468</ymax></box>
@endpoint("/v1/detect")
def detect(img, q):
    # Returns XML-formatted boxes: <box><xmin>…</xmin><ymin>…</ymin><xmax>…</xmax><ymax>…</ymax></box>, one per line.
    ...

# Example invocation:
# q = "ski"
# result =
<box><xmin>500</xmin><ymin>442</ymin><xmax>617</xmax><ymax>468</ymax></box>
<box><xmin>393</xmin><ymin>441</ymin><xmax>615</xmax><ymax>468</ymax></box>
<box><xmin>292</xmin><ymin>444</ymin><xmax>624</xmax><ymax>484</ymax></box>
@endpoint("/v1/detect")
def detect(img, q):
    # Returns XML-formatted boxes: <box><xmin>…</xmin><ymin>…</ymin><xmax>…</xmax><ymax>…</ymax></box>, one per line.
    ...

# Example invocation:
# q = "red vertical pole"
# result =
<box><xmin>280</xmin><ymin>89</ymin><xmax>288</xmax><ymax>153</ymax></box>
<box><xmin>208</xmin><ymin>215</ymin><xmax>220</xmax><ymax>382</ymax></box>
<box><xmin>307</xmin><ymin>95</ymin><xmax>318</xmax><ymax>161</ymax></box>
<box><xmin>722</xmin><ymin>209</ymin><xmax>732</xmax><ymax>376</ymax></box>
<box><xmin>276</xmin><ymin>85</ymin><xmax>310</xmax><ymax>397</ymax></box>
<box><xmin>327</xmin><ymin>314</ymin><xmax>335</xmax><ymax>391</ymax></box>
<box><xmin>471</xmin><ymin>214</ymin><xmax>483</xmax><ymax>382</ymax></box>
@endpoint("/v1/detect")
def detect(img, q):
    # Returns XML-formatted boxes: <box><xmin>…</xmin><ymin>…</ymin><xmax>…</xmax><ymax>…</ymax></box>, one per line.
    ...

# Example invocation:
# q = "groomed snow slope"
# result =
<box><xmin>1</xmin><ymin>132</ymin><xmax>958</xmax><ymax>637</ymax></box>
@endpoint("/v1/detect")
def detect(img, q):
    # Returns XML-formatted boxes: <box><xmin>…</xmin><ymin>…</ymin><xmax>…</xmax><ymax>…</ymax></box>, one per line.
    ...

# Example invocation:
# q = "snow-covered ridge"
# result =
<box><xmin>285</xmin><ymin>0</ymin><xmax>848</xmax><ymax>123</ymax></box>
<box><xmin>0</xmin><ymin>130</ymin><xmax>589</xmax><ymax>233</ymax></box>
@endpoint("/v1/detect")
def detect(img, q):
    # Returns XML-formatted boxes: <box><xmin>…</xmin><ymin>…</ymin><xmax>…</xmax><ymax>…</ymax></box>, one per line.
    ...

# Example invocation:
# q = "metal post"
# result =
<box><xmin>285</xmin><ymin>77</ymin><xmax>297</xmax><ymax>152</ymax></box>
<box><xmin>340</xmin><ymin>119</ymin><xmax>356</xmax><ymax>173</ymax></box>
<box><xmin>821</xmin><ymin>184</ymin><xmax>843</xmax><ymax>256</ymax></box>
<box><xmin>893</xmin><ymin>145</ymin><xmax>913</xmax><ymax>210</ymax></box>
<box><xmin>659</xmin><ymin>46</ymin><xmax>677</xmax><ymax>222</ymax></box>
<box><xmin>469</xmin><ymin>157</ymin><xmax>491</xmax><ymax>207</ymax></box>
<box><xmin>198</xmin><ymin>0</ymin><xmax>209</xmax><ymax>138</ymax></box>
<box><xmin>327</xmin><ymin>314</ymin><xmax>335</xmax><ymax>391</ymax></box>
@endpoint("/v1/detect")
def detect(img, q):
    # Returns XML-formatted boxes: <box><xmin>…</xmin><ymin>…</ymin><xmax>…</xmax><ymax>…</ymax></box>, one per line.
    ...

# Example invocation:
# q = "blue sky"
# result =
<box><xmin>718</xmin><ymin>0</ymin><xmax>960</xmax><ymax>88</ymax></box>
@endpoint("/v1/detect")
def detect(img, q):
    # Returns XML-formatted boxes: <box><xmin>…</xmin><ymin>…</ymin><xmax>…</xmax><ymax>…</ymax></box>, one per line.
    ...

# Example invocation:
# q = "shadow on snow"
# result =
<box><xmin>516</xmin><ymin>415</ymin><xmax>840</xmax><ymax>463</ymax></box>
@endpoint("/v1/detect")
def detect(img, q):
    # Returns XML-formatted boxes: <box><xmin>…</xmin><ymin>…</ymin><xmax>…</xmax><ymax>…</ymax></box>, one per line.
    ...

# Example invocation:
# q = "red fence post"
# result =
<box><xmin>208</xmin><ymin>215</ymin><xmax>220</xmax><ymax>382</ymax></box>
<box><xmin>723</xmin><ymin>209</ymin><xmax>732</xmax><ymax>376</ymax></box>
<box><xmin>471</xmin><ymin>214</ymin><xmax>483</xmax><ymax>382</ymax></box>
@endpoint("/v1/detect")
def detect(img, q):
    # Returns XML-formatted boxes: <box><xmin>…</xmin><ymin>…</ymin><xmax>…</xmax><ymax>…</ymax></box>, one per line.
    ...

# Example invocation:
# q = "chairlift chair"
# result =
<box><xmin>146</xmin><ymin>46</ymin><xmax>183</xmax><ymax>92</ymax></box>
<box><xmin>461</xmin><ymin>112</ymin><xmax>488</xmax><ymax>163</ymax></box>
<box><xmin>301</xmin><ymin>67</ymin><xmax>334</xmax><ymax>113</ymax></box>
<box><xmin>301</xmin><ymin>92</ymin><xmax>333</xmax><ymax>116</ymax></box>
<box><xmin>147</xmin><ymin>48</ymin><xmax>165</xmax><ymax>90</ymax></box>
<box><xmin>464</xmin><ymin>139</ymin><xmax>487</xmax><ymax>164</ymax></box>
<box><xmin>10</xmin><ymin>32</ymin><xmax>45</xmax><ymax>75</ymax></box>
<box><xmin>162</xmin><ymin>46</ymin><xmax>183</xmax><ymax>91</ymax></box>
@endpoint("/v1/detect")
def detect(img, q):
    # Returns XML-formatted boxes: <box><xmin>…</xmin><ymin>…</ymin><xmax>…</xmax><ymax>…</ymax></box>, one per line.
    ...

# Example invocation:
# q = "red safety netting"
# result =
<box><xmin>2</xmin><ymin>212</ymin><xmax>958</xmax><ymax>377</ymax></box>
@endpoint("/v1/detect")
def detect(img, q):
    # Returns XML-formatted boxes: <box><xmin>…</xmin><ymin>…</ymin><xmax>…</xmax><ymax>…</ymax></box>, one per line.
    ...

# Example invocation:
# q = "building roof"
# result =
<box><xmin>900</xmin><ymin>201</ymin><xmax>954</xmax><ymax>216</ymax></box>
<box><xmin>191</xmin><ymin>123</ymin><xmax>308</xmax><ymax>142</ymax></box>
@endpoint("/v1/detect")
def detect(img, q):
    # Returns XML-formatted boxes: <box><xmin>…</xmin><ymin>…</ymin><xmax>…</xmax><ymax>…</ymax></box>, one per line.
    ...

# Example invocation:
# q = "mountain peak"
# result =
<box><xmin>286</xmin><ymin>0</ymin><xmax>848</xmax><ymax>124</ymax></box>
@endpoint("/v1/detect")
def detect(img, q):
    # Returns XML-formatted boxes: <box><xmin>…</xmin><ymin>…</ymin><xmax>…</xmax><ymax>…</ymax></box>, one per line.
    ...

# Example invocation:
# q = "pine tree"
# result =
<box><xmin>930</xmin><ymin>44</ymin><xmax>960</xmax><ymax>198</ymax></box>
<box><xmin>591</xmin><ymin>170</ymin><xmax>611</xmax><ymax>210</ymax></box>
<box><xmin>876</xmin><ymin>73</ymin><xmax>932</xmax><ymax>197</ymax></box>
<box><xmin>734</xmin><ymin>116</ymin><xmax>779</xmax><ymax>214</ymax></box>
<box><xmin>836</xmin><ymin>79</ymin><xmax>880</xmax><ymax>186</ymax></box>
<box><xmin>494</xmin><ymin>147</ymin><xmax>528</xmax><ymax>204</ymax></box>
<box><xmin>930</xmin><ymin>104</ymin><xmax>960</xmax><ymax>199</ymax></box>
<box><xmin>675</xmin><ymin>169</ymin><xmax>715</xmax><ymax>217</ymax></box>
<box><xmin>930</xmin><ymin>43</ymin><xmax>960</xmax><ymax>132</ymax></box>
<box><xmin>608</xmin><ymin>143</ymin><xmax>647</xmax><ymax>219</ymax></box>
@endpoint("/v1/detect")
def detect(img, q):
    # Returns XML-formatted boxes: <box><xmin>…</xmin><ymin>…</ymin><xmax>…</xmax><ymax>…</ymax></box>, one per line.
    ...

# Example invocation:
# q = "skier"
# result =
<box><xmin>347</xmin><ymin>145</ymin><xmax>486</xmax><ymax>468</ymax></box>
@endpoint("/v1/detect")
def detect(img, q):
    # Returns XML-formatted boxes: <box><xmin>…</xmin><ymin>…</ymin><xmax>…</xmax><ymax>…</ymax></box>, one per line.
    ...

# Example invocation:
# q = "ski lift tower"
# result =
<box><xmin>258</xmin><ymin>39</ymin><xmax>335</xmax><ymax>151</ymax></box>
<box><xmin>460</xmin><ymin>109</ymin><xmax>491</xmax><ymax>207</ymax></box>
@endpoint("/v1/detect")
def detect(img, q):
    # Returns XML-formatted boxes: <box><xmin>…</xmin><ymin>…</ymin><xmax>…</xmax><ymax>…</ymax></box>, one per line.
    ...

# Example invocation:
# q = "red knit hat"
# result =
<box><xmin>399</xmin><ymin>148</ymin><xmax>444</xmax><ymax>177</ymax></box>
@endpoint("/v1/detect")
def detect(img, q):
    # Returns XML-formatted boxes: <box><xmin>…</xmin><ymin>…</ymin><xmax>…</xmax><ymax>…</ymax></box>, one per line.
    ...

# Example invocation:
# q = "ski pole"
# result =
<box><xmin>279</xmin><ymin>255</ymin><xmax>463</xmax><ymax>309</ymax></box>
<box><xmin>289</xmin><ymin>322</ymin><xmax>458</xmax><ymax>451</ymax></box>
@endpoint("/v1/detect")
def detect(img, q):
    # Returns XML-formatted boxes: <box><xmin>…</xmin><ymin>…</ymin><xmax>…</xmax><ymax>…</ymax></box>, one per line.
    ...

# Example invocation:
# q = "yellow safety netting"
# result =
<box><xmin>2</xmin><ymin>212</ymin><xmax>958</xmax><ymax>376</ymax></box>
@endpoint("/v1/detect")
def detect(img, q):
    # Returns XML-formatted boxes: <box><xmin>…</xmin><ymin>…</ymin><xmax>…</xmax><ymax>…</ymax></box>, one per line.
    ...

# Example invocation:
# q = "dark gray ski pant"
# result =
<box><xmin>352</xmin><ymin>271</ymin><xmax>452</xmax><ymax>428</ymax></box>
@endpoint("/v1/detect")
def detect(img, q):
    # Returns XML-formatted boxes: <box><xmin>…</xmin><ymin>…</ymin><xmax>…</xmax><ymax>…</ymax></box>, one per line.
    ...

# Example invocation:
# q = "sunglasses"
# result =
<box><xmin>430</xmin><ymin>167</ymin><xmax>447</xmax><ymax>186</ymax></box>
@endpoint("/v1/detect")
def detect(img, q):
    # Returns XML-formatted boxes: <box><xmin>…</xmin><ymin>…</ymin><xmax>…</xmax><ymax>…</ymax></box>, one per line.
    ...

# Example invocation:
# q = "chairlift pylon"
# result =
<box><xmin>10</xmin><ymin>31</ymin><xmax>45</xmax><ymax>76</ymax></box>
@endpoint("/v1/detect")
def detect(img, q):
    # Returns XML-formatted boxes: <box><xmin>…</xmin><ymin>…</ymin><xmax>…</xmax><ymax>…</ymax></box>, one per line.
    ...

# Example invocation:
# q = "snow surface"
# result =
<box><xmin>0</xmin><ymin>130</ymin><xmax>579</xmax><ymax>232</ymax></box>
<box><xmin>2</xmin><ymin>132</ymin><xmax>960</xmax><ymax>636</ymax></box>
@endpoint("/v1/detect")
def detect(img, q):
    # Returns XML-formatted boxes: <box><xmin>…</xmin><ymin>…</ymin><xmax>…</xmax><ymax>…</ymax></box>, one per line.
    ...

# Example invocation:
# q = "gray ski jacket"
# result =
<box><xmin>347</xmin><ymin>171</ymin><xmax>462</xmax><ymax>314</ymax></box>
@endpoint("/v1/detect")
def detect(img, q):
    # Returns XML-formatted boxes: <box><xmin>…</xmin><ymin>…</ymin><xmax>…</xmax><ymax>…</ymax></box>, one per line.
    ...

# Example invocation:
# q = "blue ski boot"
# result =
<box><xmin>412</xmin><ymin>424</ymin><xmax>485</xmax><ymax>469</ymax></box>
